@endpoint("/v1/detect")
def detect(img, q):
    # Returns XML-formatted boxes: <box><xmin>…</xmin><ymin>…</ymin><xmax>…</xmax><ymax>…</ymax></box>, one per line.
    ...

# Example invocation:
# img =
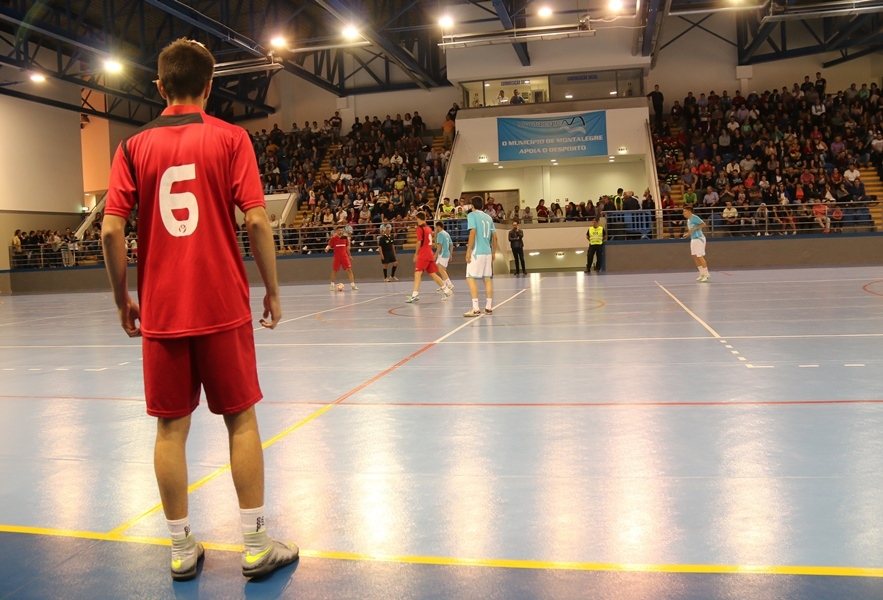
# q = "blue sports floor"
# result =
<box><xmin>1</xmin><ymin>266</ymin><xmax>883</xmax><ymax>599</ymax></box>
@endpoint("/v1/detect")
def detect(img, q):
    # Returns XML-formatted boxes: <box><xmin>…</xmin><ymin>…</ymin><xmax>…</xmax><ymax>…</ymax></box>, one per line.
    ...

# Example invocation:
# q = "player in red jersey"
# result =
<box><xmin>405</xmin><ymin>212</ymin><xmax>451</xmax><ymax>303</ymax></box>
<box><xmin>324</xmin><ymin>224</ymin><xmax>358</xmax><ymax>290</ymax></box>
<box><xmin>101</xmin><ymin>39</ymin><xmax>298</xmax><ymax>582</ymax></box>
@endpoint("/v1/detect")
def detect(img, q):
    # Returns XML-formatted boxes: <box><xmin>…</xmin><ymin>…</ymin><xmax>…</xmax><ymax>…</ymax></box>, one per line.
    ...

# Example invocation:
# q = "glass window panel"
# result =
<box><xmin>617</xmin><ymin>69</ymin><xmax>643</xmax><ymax>98</ymax></box>
<box><xmin>462</xmin><ymin>81</ymin><xmax>489</xmax><ymax>108</ymax></box>
<box><xmin>549</xmin><ymin>71</ymin><xmax>618</xmax><ymax>102</ymax></box>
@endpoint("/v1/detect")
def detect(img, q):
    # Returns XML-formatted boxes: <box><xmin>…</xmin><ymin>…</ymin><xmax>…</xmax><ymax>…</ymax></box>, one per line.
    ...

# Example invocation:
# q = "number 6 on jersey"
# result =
<box><xmin>159</xmin><ymin>164</ymin><xmax>199</xmax><ymax>236</ymax></box>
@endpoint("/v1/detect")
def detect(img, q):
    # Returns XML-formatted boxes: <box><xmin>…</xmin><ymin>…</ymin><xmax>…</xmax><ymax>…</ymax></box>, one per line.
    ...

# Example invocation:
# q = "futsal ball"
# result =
<box><xmin>337</xmin><ymin>283</ymin><xmax>345</xmax><ymax>291</ymax></box>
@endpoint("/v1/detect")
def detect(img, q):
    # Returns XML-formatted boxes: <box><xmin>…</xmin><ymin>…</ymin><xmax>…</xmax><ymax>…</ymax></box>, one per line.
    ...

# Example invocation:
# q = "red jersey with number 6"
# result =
<box><xmin>105</xmin><ymin>105</ymin><xmax>265</xmax><ymax>339</ymax></box>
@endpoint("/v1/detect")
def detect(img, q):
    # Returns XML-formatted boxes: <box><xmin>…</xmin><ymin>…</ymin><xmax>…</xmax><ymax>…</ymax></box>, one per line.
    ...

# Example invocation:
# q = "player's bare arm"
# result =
<box><xmin>491</xmin><ymin>232</ymin><xmax>498</xmax><ymax>262</ymax></box>
<box><xmin>101</xmin><ymin>214</ymin><xmax>141</xmax><ymax>337</ymax></box>
<box><xmin>245</xmin><ymin>206</ymin><xmax>281</xmax><ymax>329</ymax></box>
<box><xmin>465</xmin><ymin>229</ymin><xmax>476</xmax><ymax>263</ymax></box>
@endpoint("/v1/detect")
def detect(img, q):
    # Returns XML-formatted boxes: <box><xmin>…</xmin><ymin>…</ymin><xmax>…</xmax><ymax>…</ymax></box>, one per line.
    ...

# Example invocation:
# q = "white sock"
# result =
<box><xmin>412</xmin><ymin>290</ymin><xmax>419</xmax><ymax>297</ymax></box>
<box><xmin>486</xmin><ymin>298</ymin><xmax>493</xmax><ymax>310</ymax></box>
<box><xmin>241</xmin><ymin>506</ymin><xmax>269</xmax><ymax>551</ymax></box>
<box><xmin>701</xmin><ymin>267</ymin><xmax>709</xmax><ymax>276</ymax></box>
<box><xmin>167</xmin><ymin>516</ymin><xmax>190</xmax><ymax>541</ymax></box>
<box><xmin>445</xmin><ymin>278</ymin><xmax>452</xmax><ymax>287</ymax></box>
<box><xmin>472</xmin><ymin>298</ymin><xmax>479</xmax><ymax>310</ymax></box>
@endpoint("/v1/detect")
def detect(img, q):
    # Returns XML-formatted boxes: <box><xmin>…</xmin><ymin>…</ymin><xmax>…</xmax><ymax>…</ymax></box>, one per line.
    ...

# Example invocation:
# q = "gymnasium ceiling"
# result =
<box><xmin>0</xmin><ymin>0</ymin><xmax>881</xmax><ymax>125</ymax></box>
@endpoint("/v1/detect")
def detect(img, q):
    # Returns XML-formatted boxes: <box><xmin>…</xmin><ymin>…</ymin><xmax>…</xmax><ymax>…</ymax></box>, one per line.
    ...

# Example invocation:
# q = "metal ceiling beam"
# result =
<box><xmin>313</xmin><ymin>0</ymin><xmax>438</xmax><ymax>89</ymax></box>
<box><xmin>641</xmin><ymin>0</ymin><xmax>662</xmax><ymax>56</ymax></box>
<box><xmin>823</xmin><ymin>41</ymin><xmax>883</xmax><ymax>67</ymax></box>
<box><xmin>826</xmin><ymin>14</ymin><xmax>876</xmax><ymax>49</ymax></box>
<box><xmin>739</xmin><ymin>20</ymin><xmax>777</xmax><ymax>62</ymax></box>
<box><xmin>492</xmin><ymin>0</ymin><xmax>530</xmax><ymax>66</ymax></box>
<box><xmin>0</xmin><ymin>84</ymin><xmax>145</xmax><ymax>127</ymax></box>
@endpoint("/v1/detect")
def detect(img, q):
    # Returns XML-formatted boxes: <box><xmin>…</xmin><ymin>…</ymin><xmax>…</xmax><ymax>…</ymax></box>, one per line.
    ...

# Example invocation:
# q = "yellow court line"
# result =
<box><xmin>107</xmin><ymin>401</ymin><xmax>338</xmax><ymax>536</ymax></box>
<box><xmin>2</xmin><ymin>524</ymin><xmax>883</xmax><ymax>578</ymax></box>
<box><xmin>109</xmin><ymin>285</ymin><xmax>534</xmax><ymax>536</ymax></box>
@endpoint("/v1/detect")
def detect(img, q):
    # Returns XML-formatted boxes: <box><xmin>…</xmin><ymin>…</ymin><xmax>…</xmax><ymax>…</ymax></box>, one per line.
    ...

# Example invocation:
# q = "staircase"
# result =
<box><xmin>859</xmin><ymin>167</ymin><xmax>883</xmax><ymax>231</ymax></box>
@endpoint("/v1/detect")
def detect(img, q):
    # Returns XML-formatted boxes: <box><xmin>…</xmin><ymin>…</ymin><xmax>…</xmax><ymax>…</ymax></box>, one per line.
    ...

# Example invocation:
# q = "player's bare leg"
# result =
<box><xmin>155</xmin><ymin>415</ymin><xmax>192</xmax><ymax>520</ymax></box>
<box><xmin>407</xmin><ymin>271</ymin><xmax>427</xmax><ymax>302</ymax></box>
<box><xmin>223</xmin><ymin>407</ymin><xmax>264</xmax><ymax>509</ymax></box>
<box><xmin>345</xmin><ymin>267</ymin><xmax>358</xmax><ymax>289</ymax></box>
<box><xmin>155</xmin><ymin>414</ymin><xmax>205</xmax><ymax>581</ymax></box>
<box><xmin>483</xmin><ymin>277</ymin><xmax>494</xmax><ymax>313</ymax></box>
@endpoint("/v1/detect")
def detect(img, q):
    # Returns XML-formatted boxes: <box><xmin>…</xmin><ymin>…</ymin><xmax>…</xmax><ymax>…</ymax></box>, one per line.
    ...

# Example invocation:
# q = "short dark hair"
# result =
<box><xmin>471</xmin><ymin>196</ymin><xmax>484</xmax><ymax>210</ymax></box>
<box><xmin>683</xmin><ymin>205</ymin><xmax>694</xmax><ymax>213</ymax></box>
<box><xmin>435</xmin><ymin>221</ymin><xmax>445</xmax><ymax>230</ymax></box>
<box><xmin>416</xmin><ymin>211</ymin><xmax>427</xmax><ymax>221</ymax></box>
<box><xmin>158</xmin><ymin>39</ymin><xmax>215</xmax><ymax>101</ymax></box>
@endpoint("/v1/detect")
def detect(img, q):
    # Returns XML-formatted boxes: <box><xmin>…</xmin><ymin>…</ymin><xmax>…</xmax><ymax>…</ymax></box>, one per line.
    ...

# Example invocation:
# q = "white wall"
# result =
<box><xmin>241</xmin><ymin>71</ymin><xmax>461</xmax><ymax>133</ymax></box>
<box><xmin>650</xmin><ymin>11</ymin><xmax>882</xmax><ymax>111</ymax></box>
<box><xmin>463</xmin><ymin>160</ymin><xmax>646</xmax><ymax>211</ymax></box>
<box><xmin>444</xmin><ymin>2</ymin><xmax>649</xmax><ymax>83</ymax></box>
<box><xmin>0</xmin><ymin>90</ymin><xmax>84</xmax><ymax>214</ymax></box>
<box><xmin>81</xmin><ymin>116</ymin><xmax>111</xmax><ymax>193</ymax></box>
<box><xmin>448</xmin><ymin>106</ymin><xmax>651</xmax><ymax>201</ymax></box>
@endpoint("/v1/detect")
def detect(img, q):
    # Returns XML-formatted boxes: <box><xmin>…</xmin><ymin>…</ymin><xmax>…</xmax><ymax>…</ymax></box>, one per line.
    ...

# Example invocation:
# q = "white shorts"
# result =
<box><xmin>436</xmin><ymin>256</ymin><xmax>450</xmax><ymax>268</ymax></box>
<box><xmin>690</xmin><ymin>237</ymin><xmax>707</xmax><ymax>257</ymax></box>
<box><xmin>466</xmin><ymin>253</ymin><xmax>493</xmax><ymax>279</ymax></box>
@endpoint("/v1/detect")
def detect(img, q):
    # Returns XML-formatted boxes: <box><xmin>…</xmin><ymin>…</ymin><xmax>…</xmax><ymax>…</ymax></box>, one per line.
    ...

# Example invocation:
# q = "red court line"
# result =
<box><xmin>7</xmin><ymin>395</ymin><xmax>883</xmax><ymax>408</ymax></box>
<box><xmin>334</xmin><ymin>399</ymin><xmax>883</xmax><ymax>408</ymax></box>
<box><xmin>718</xmin><ymin>272</ymin><xmax>733</xmax><ymax>277</ymax></box>
<box><xmin>862</xmin><ymin>280</ymin><xmax>883</xmax><ymax>297</ymax></box>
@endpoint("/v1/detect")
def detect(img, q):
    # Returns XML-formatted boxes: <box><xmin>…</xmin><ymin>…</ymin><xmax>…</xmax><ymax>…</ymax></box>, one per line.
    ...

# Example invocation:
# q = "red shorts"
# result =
<box><xmin>333</xmin><ymin>256</ymin><xmax>351</xmax><ymax>271</ymax></box>
<box><xmin>142</xmin><ymin>322</ymin><xmax>262</xmax><ymax>418</ymax></box>
<box><xmin>415</xmin><ymin>255</ymin><xmax>438</xmax><ymax>274</ymax></box>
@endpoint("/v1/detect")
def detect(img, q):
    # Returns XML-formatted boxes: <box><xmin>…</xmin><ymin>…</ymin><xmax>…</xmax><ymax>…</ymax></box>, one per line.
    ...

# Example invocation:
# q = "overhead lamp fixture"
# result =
<box><xmin>485</xmin><ymin>83</ymin><xmax>490</xmax><ymax>87</ymax></box>
<box><xmin>439</xmin><ymin>16</ymin><xmax>454</xmax><ymax>28</ymax></box>
<box><xmin>538</xmin><ymin>7</ymin><xmax>553</xmax><ymax>17</ymax></box>
<box><xmin>439</xmin><ymin>23</ymin><xmax>595</xmax><ymax>48</ymax></box>
<box><xmin>498</xmin><ymin>166</ymin><xmax>504</xmax><ymax>169</ymax></box>
<box><xmin>529</xmin><ymin>252</ymin><xmax>540</xmax><ymax>256</ymax></box>
<box><xmin>565</xmin><ymin>94</ymin><xmax>573</xmax><ymax>99</ymax></box>
<box><xmin>104</xmin><ymin>60</ymin><xmax>123</xmax><ymax>73</ymax></box>
<box><xmin>29</xmin><ymin>73</ymin><xmax>46</xmax><ymax>82</ymax></box>
<box><xmin>342</xmin><ymin>26</ymin><xmax>359</xmax><ymax>39</ymax></box>
<box><xmin>609</xmin><ymin>0</ymin><xmax>623</xmax><ymax>12</ymax></box>
<box><xmin>270</xmin><ymin>36</ymin><xmax>286</xmax><ymax>48</ymax></box>
<box><xmin>609</xmin><ymin>91</ymin><xmax>617</xmax><ymax>95</ymax></box>
<box><xmin>213</xmin><ymin>57</ymin><xmax>283</xmax><ymax>77</ymax></box>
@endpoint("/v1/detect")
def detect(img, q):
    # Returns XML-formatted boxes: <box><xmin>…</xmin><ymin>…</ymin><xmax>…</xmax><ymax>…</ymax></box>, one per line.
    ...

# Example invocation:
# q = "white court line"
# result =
<box><xmin>433</xmin><ymin>287</ymin><xmax>532</xmax><ymax>344</ymax></box>
<box><xmin>730</xmin><ymin>351</ymin><xmax>740</xmax><ymax>355</ymax></box>
<box><xmin>725</xmin><ymin>345</ymin><xmax>733</xmax><ymax>348</ymax></box>
<box><xmin>746</xmin><ymin>365</ymin><xmax>774</xmax><ymax>369</ymax></box>
<box><xmin>845</xmin><ymin>364</ymin><xmax>866</xmax><ymax>367</ymax></box>
<box><xmin>655</xmin><ymin>282</ymin><xmax>722</xmax><ymax>338</ymax></box>
<box><xmin>28</xmin><ymin>368</ymin><xmax>42</xmax><ymax>371</ymax></box>
<box><xmin>0</xmin><ymin>307</ymin><xmax>117</xmax><ymax>328</ymax></box>
<box><xmin>84</xmin><ymin>368</ymin><xmax>108</xmax><ymax>372</ymax></box>
<box><xmin>118</xmin><ymin>362</ymin><xmax>130</xmax><ymax>366</ymax></box>
<box><xmin>738</xmin><ymin>357</ymin><xmax>747</xmax><ymax>361</ymax></box>
<box><xmin>260</xmin><ymin>293</ymin><xmax>399</xmax><ymax>330</ymax></box>
<box><xmin>800</xmin><ymin>365</ymin><xmax>819</xmax><ymax>368</ymax></box>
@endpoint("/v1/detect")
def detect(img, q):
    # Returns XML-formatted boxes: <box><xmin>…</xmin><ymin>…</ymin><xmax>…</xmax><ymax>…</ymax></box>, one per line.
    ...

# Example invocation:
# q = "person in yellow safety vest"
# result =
<box><xmin>612</xmin><ymin>188</ymin><xmax>624</xmax><ymax>211</ymax></box>
<box><xmin>440</xmin><ymin>197</ymin><xmax>456</xmax><ymax>218</ymax></box>
<box><xmin>586</xmin><ymin>216</ymin><xmax>605</xmax><ymax>273</ymax></box>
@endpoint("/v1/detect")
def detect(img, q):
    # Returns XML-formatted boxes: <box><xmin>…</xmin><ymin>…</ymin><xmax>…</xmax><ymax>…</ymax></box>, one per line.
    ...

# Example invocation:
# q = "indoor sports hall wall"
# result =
<box><xmin>649</xmin><ymin>11</ymin><xmax>883</xmax><ymax>111</ymax></box>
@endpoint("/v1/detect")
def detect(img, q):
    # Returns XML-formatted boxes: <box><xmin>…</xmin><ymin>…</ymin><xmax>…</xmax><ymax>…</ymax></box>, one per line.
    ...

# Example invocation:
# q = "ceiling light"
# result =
<box><xmin>609</xmin><ymin>91</ymin><xmax>617</xmax><ymax>95</ymax></box>
<box><xmin>493</xmin><ymin>162</ymin><xmax>499</xmax><ymax>165</ymax></box>
<box><xmin>538</xmin><ymin>7</ymin><xmax>553</xmax><ymax>17</ymax></box>
<box><xmin>104</xmin><ymin>60</ymin><xmax>122</xmax><ymax>73</ymax></box>
<box><xmin>498</xmin><ymin>166</ymin><xmax>503</xmax><ymax>169</ymax></box>
<box><xmin>270</xmin><ymin>36</ymin><xmax>286</xmax><ymax>48</ymax></box>
<box><xmin>485</xmin><ymin>83</ymin><xmax>490</xmax><ymax>87</ymax></box>
<box><xmin>343</xmin><ymin>26</ymin><xmax>359</xmax><ymax>39</ymax></box>
<box><xmin>609</xmin><ymin>0</ymin><xmax>623</xmax><ymax>11</ymax></box>
<box><xmin>439</xmin><ymin>16</ymin><xmax>453</xmax><ymax>28</ymax></box>
<box><xmin>29</xmin><ymin>73</ymin><xmax>46</xmax><ymax>82</ymax></box>
<box><xmin>564</xmin><ymin>94</ymin><xmax>573</xmax><ymax>99</ymax></box>
<box><xmin>524</xmin><ymin>80</ymin><xmax>530</xmax><ymax>84</ymax></box>
<box><xmin>609</xmin><ymin>156</ymin><xmax>615</xmax><ymax>159</ymax></box>
<box><xmin>529</xmin><ymin>252</ymin><xmax>540</xmax><ymax>256</ymax></box>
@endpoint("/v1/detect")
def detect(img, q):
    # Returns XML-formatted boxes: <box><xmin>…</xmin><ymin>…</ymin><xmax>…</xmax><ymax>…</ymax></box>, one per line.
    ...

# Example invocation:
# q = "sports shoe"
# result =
<box><xmin>484</xmin><ymin>307</ymin><xmax>493</xmax><ymax>314</ymax></box>
<box><xmin>391</xmin><ymin>276</ymin><xmax>399</xmax><ymax>281</ymax></box>
<box><xmin>351</xmin><ymin>284</ymin><xmax>359</xmax><ymax>290</ymax></box>
<box><xmin>405</xmin><ymin>295</ymin><xmax>419</xmax><ymax>303</ymax></box>
<box><xmin>329</xmin><ymin>283</ymin><xmax>335</xmax><ymax>291</ymax></box>
<box><xmin>463</xmin><ymin>309</ymin><xmax>482</xmax><ymax>317</ymax></box>
<box><xmin>170</xmin><ymin>535</ymin><xmax>204</xmax><ymax>582</ymax></box>
<box><xmin>699</xmin><ymin>275</ymin><xmax>709</xmax><ymax>283</ymax></box>
<box><xmin>436</xmin><ymin>286</ymin><xmax>445</xmax><ymax>293</ymax></box>
<box><xmin>442</xmin><ymin>289</ymin><xmax>452</xmax><ymax>301</ymax></box>
<box><xmin>241</xmin><ymin>539</ymin><xmax>299</xmax><ymax>579</ymax></box>
<box><xmin>446</xmin><ymin>283</ymin><xmax>454</xmax><ymax>291</ymax></box>
<box><xmin>384</xmin><ymin>277</ymin><xmax>390</xmax><ymax>282</ymax></box>
<box><xmin>696</xmin><ymin>275</ymin><xmax>704</xmax><ymax>281</ymax></box>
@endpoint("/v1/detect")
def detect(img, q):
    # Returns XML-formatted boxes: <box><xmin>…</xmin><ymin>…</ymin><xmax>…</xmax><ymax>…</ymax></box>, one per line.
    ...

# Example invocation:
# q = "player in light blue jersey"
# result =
<box><xmin>464</xmin><ymin>196</ymin><xmax>498</xmax><ymax>317</ymax></box>
<box><xmin>682</xmin><ymin>205</ymin><xmax>709</xmax><ymax>282</ymax></box>
<box><xmin>434</xmin><ymin>222</ymin><xmax>454</xmax><ymax>294</ymax></box>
